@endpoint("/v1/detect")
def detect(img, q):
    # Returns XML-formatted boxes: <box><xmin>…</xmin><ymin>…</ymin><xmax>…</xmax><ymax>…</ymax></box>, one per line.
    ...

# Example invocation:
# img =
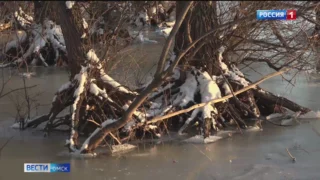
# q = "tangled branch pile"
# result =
<box><xmin>1</xmin><ymin>8</ymin><xmax>67</xmax><ymax>67</ymax></box>
<box><xmin>5</xmin><ymin>1</ymin><xmax>320</xmax><ymax>155</ymax></box>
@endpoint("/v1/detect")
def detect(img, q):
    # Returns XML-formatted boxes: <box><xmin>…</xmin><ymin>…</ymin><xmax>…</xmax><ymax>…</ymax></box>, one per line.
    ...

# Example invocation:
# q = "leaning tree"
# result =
<box><xmin>6</xmin><ymin>1</ymin><xmax>318</xmax><ymax>155</ymax></box>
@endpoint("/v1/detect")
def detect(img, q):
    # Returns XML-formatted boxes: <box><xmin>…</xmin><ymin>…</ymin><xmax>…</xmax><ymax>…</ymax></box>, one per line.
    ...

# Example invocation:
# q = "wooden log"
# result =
<box><xmin>253</xmin><ymin>87</ymin><xmax>310</xmax><ymax>114</ymax></box>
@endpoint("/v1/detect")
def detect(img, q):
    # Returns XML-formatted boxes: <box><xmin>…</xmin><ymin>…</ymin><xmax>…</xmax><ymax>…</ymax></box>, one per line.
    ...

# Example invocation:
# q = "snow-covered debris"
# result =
<box><xmin>3</xmin><ymin>19</ymin><xmax>67</xmax><ymax>67</ymax></box>
<box><xmin>81</xmin><ymin>18</ymin><xmax>88</xmax><ymax>38</ymax></box>
<box><xmin>218</xmin><ymin>46</ymin><xmax>228</xmax><ymax>72</ymax></box>
<box><xmin>80</xmin><ymin>119</ymin><xmax>118</xmax><ymax>152</ymax></box>
<box><xmin>183</xmin><ymin>135</ymin><xmax>223</xmax><ymax>144</ymax></box>
<box><xmin>4</xmin><ymin>31</ymin><xmax>27</xmax><ymax>52</ymax></box>
<box><xmin>11</xmin><ymin>115</ymin><xmax>47</xmax><ymax>129</ymax></box>
<box><xmin>232</xmin><ymin>24</ymin><xmax>238</xmax><ymax>30</ymax></box>
<box><xmin>58</xmin><ymin>81</ymin><xmax>72</xmax><ymax>92</ymax></box>
<box><xmin>148</xmin><ymin>125</ymin><xmax>158</xmax><ymax>130</ymax></box>
<box><xmin>66</xmin><ymin>1</ymin><xmax>75</xmax><ymax>9</ymax></box>
<box><xmin>197</xmin><ymin>71</ymin><xmax>221</xmax><ymax>126</ymax></box>
<box><xmin>111</xmin><ymin>144</ymin><xmax>137</xmax><ymax>154</ymax></box>
<box><xmin>69</xmin><ymin>66</ymin><xmax>88</xmax><ymax>151</ymax></box>
<box><xmin>82</xmin><ymin>18</ymin><xmax>88</xmax><ymax>29</ymax></box>
<box><xmin>266</xmin><ymin>113</ymin><xmax>285</xmax><ymax>120</ymax></box>
<box><xmin>164</xmin><ymin>21</ymin><xmax>175</xmax><ymax>27</ymax></box>
<box><xmin>217</xmin><ymin>46</ymin><xmax>250</xmax><ymax>87</ymax></box>
<box><xmin>11</xmin><ymin>119</ymin><xmax>30</xmax><ymax>129</ymax></box>
<box><xmin>19</xmin><ymin>72</ymin><xmax>35</xmax><ymax>78</ymax></box>
<box><xmin>14</xmin><ymin>7</ymin><xmax>33</xmax><ymax>28</ymax></box>
<box><xmin>86</xmin><ymin>49</ymin><xmax>100</xmax><ymax>63</ymax></box>
<box><xmin>138</xmin><ymin>11</ymin><xmax>149</xmax><ymax>23</ymax></box>
<box><xmin>89</xmin><ymin>81</ymin><xmax>113</xmax><ymax>102</ymax></box>
<box><xmin>101</xmin><ymin>74</ymin><xmax>138</xmax><ymax>95</ymax></box>
<box><xmin>222</xmin><ymin>82</ymin><xmax>232</xmax><ymax>95</ymax></box>
<box><xmin>177</xmin><ymin>69</ymin><xmax>222</xmax><ymax>134</ymax></box>
<box><xmin>123</xmin><ymin>120</ymin><xmax>136</xmax><ymax>132</ymax></box>
<box><xmin>85</xmin><ymin>49</ymin><xmax>138</xmax><ymax>96</ymax></box>
<box><xmin>18</xmin><ymin>7</ymin><xmax>33</xmax><ymax>22</ymax></box>
<box><xmin>138</xmin><ymin>33</ymin><xmax>158</xmax><ymax>44</ymax></box>
<box><xmin>198</xmin><ymin>71</ymin><xmax>222</xmax><ymax>103</ymax></box>
<box><xmin>164</xmin><ymin>53</ymin><xmax>177</xmax><ymax>70</ymax></box>
<box><xmin>123</xmin><ymin>103</ymin><xmax>146</xmax><ymax>122</ymax></box>
<box><xmin>156</xmin><ymin>27</ymin><xmax>172</xmax><ymax>38</ymax></box>
<box><xmin>174</xmin><ymin>70</ymin><xmax>198</xmax><ymax>107</ymax></box>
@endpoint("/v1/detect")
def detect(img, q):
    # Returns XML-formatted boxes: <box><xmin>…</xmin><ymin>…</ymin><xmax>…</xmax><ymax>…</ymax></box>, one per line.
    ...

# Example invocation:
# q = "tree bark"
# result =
<box><xmin>34</xmin><ymin>1</ymin><xmax>44</xmax><ymax>24</ymax></box>
<box><xmin>315</xmin><ymin>7</ymin><xmax>320</xmax><ymax>72</ymax></box>
<box><xmin>175</xmin><ymin>1</ymin><xmax>221</xmax><ymax>76</ymax></box>
<box><xmin>55</xmin><ymin>1</ymin><xmax>86</xmax><ymax>77</ymax></box>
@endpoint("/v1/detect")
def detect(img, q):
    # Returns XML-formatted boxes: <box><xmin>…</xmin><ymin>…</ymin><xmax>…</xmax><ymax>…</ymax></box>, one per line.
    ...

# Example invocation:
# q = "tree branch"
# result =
<box><xmin>154</xmin><ymin>1</ymin><xmax>194</xmax><ymax>77</ymax></box>
<box><xmin>0</xmin><ymin>85</ymin><xmax>37</xmax><ymax>99</ymax></box>
<box><xmin>83</xmin><ymin>1</ymin><xmax>194</xmax><ymax>152</ymax></box>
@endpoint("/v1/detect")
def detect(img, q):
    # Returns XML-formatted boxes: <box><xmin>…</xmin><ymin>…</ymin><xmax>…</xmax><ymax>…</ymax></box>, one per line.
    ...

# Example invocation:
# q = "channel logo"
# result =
<box><xmin>24</xmin><ymin>163</ymin><xmax>70</xmax><ymax>173</ymax></box>
<box><xmin>257</xmin><ymin>10</ymin><xmax>296</xmax><ymax>20</ymax></box>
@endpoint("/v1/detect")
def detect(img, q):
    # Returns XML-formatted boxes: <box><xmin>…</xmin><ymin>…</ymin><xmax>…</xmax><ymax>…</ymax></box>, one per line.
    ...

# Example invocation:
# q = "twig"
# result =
<box><xmin>0</xmin><ymin>85</ymin><xmax>37</xmax><ymax>99</ymax></box>
<box><xmin>286</xmin><ymin>148</ymin><xmax>296</xmax><ymax>162</ymax></box>
<box><xmin>109</xmin><ymin>132</ymin><xmax>122</xmax><ymax>145</ymax></box>
<box><xmin>87</xmin><ymin>119</ymin><xmax>101</xmax><ymax>127</ymax></box>
<box><xmin>312</xmin><ymin>127</ymin><xmax>320</xmax><ymax>137</ymax></box>
<box><xmin>0</xmin><ymin>136</ymin><xmax>14</xmax><ymax>157</ymax></box>
<box><xmin>146</xmin><ymin>68</ymin><xmax>291</xmax><ymax>125</ymax></box>
<box><xmin>191</xmin><ymin>144</ymin><xmax>212</xmax><ymax>162</ymax></box>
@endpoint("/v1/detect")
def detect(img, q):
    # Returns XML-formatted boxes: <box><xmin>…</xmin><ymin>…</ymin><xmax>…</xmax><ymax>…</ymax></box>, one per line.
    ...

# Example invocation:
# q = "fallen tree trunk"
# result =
<box><xmin>253</xmin><ymin>87</ymin><xmax>310</xmax><ymax>114</ymax></box>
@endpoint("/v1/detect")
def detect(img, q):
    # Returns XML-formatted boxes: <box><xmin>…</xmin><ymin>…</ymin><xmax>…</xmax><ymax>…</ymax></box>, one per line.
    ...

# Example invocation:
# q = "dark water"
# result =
<box><xmin>1</xmin><ymin>37</ymin><xmax>320</xmax><ymax>180</ymax></box>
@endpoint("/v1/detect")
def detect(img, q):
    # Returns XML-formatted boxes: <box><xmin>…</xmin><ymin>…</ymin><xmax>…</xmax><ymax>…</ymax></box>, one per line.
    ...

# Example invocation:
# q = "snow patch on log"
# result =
<box><xmin>218</xmin><ymin>46</ymin><xmax>249</xmax><ymax>87</ymax></box>
<box><xmin>89</xmin><ymin>81</ymin><xmax>114</xmax><ymax>102</ymax></box>
<box><xmin>58</xmin><ymin>81</ymin><xmax>72</xmax><ymax>92</ymax></box>
<box><xmin>11</xmin><ymin>119</ymin><xmax>30</xmax><ymax>129</ymax></box>
<box><xmin>14</xmin><ymin>7</ymin><xmax>33</xmax><ymax>28</ymax></box>
<box><xmin>123</xmin><ymin>103</ymin><xmax>146</xmax><ymax>123</ymax></box>
<box><xmin>222</xmin><ymin>82</ymin><xmax>232</xmax><ymax>95</ymax></box>
<box><xmin>69</xmin><ymin>66</ymin><xmax>88</xmax><ymax>151</ymax></box>
<box><xmin>101</xmin><ymin>74</ymin><xmax>138</xmax><ymax>95</ymax></box>
<box><xmin>86</xmin><ymin>49</ymin><xmax>138</xmax><ymax>96</ymax></box>
<box><xmin>197</xmin><ymin>71</ymin><xmax>221</xmax><ymax>125</ymax></box>
<box><xmin>175</xmin><ymin>70</ymin><xmax>198</xmax><ymax>107</ymax></box>
<box><xmin>4</xmin><ymin>31</ymin><xmax>27</xmax><ymax>52</ymax></box>
<box><xmin>86</xmin><ymin>49</ymin><xmax>100</xmax><ymax>63</ymax></box>
<box><xmin>266</xmin><ymin>113</ymin><xmax>286</xmax><ymax>120</ymax></box>
<box><xmin>156</xmin><ymin>27</ymin><xmax>173</xmax><ymax>38</ymax></box>
<box><xmin>11</xmin><ymin>115</ymin><xmax>47</xmax><ymax>129</ymax></box>
<box><xmin>66</xmin><ymin>1</ymin><xmax>75</xmax><ymax>9</ymax></box>
<box><xmin>80</xmin><ymin>119</ymin><xmax>117</xmax><ymax>152</ymax></box>
<box><xmin>82</xmin><ymin>18</ymin><xmax>88</xmax><ymax>29</ymax></box>
<box><xmin>73</xmin><ymin>67</ymin><xmax>88</xmax><ymax>103</ymax></box>
<box><xmin>124</xmin><ymin>120</ymin><xmax>135</xmax><ymax>132</ymax></box>
<box><xmin>148</xmin><ymin>125</ymin><xmax>158</xmax><ymax>130</ymax></box>
<box><xmin>178</xmin><ymin>69</ymin><xmax>222</xmax><ymax>134</ymax></box>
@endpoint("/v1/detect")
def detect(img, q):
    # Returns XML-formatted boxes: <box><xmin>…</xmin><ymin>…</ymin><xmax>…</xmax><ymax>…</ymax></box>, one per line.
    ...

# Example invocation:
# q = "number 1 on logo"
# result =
<box><xmin>286</xmin><ymin>10</ymin><xmax>296</xmax><ymax>20</ymax></box>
